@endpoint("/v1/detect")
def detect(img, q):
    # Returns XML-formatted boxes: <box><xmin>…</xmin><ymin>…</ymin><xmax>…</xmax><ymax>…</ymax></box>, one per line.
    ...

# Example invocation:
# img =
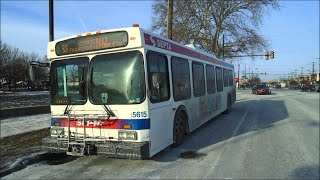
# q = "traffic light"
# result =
<box><xmin>270</xmin><ymin>51</ymin><xmax>274</xmax><ymax>59</ymax></box>
<box><xmin>265</xmin><ymin>52</ymin><xmax>269</xmax><ymax>60</ymax></box>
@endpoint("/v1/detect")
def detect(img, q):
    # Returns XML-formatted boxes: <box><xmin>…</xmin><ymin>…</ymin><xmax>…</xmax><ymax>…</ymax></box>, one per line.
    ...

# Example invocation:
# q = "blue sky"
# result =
<box><xmin>1</xmin><ymin>0</ymin><xmax>319</xmax><ymax>81</ymax></box>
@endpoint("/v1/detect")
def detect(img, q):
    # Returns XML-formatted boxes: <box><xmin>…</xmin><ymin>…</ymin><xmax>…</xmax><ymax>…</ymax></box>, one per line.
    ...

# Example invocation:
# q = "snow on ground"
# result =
<box><xmin>13</xmin><ymin>91</ymin><xmax>49</xmax><ymax>95</ymax></box>
<box><xmin>0</xmin><ymin>91</ymin><xmax>50</xmax><ymax>109</ymax></box>
<box><xmin>0</xmin><ymin>90</ymin><xmax>49</xmax><ymax>95</ymax></box>
<box><xmin>0</xmin><ymin>114</ymin><xmax>51</xmax><ymax>138</ymax></box>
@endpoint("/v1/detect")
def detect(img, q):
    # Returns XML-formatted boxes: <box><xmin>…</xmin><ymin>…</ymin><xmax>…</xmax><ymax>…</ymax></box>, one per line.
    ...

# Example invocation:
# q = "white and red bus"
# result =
<box><xmin>43</xmin><ymin>24</ymin><xmax>236</xmax><ymax>159</ymax></box>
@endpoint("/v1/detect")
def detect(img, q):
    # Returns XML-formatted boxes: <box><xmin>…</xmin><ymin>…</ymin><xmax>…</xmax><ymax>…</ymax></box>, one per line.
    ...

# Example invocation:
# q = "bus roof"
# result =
<box><xmin>47</xmin><ymin>26</ymin><xmax>233</xmax><ymax>69</ymax></box>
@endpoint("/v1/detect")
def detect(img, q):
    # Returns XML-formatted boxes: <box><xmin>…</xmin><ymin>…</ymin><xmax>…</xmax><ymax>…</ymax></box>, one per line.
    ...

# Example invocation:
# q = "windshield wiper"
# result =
<box><xmin>64</xmin><ymin>97</ymin><xmax>73</xmax><ymax>115</ymax></box>
<box><xmin>88</xmin><ymin>81</ymin><xmax>115</xmax><ymax>117</ymax></box>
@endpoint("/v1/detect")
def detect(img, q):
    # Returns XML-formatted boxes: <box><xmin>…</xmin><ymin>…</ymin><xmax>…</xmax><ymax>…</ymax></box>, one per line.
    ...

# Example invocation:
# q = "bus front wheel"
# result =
<box><xmin>172</xmin><ymin>111</ymin><xmax>186</xmax><ymax>147</ymax></box>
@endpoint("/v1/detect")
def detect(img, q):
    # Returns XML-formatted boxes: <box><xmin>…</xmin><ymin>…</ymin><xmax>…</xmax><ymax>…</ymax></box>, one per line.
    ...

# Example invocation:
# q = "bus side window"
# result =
<box><xmin>147</xmin><ymin>51</ymin><xmax>170</xmax><ymax>103</ymax></box>
<box><xmin>216</xmin><ymin>67</ymin><xmax>223</xmax><ymax>92</ymax></box>
<box><xmin>206</xmin><ymin>65</ymin><xmax>216</xmax><ymax>94</ymax></box>
<box><xmin>223</xmin><ymin>68</ymin><xmax>228</xmax><ymax>87</ymax></box>
<box><xmin>228</xmin><ymin>70</ymin><xmax>234</xmax><ymax>86</ymax></box>
<box><xmin>171</xmin><ymin>56</ymin><xmax>191</xmax><ymax>101</ymax></box>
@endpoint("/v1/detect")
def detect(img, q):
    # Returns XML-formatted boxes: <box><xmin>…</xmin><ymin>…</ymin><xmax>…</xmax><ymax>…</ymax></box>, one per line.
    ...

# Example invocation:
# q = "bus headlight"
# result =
<box><xmin>118</xmin><ymin>131</ymin><xmax>137</xmax><ymax>140</ymax></box>
<box><xmin>51</xmin><ymin>127</ymin><xmax>64</xmax><ymax>136</ymax></box>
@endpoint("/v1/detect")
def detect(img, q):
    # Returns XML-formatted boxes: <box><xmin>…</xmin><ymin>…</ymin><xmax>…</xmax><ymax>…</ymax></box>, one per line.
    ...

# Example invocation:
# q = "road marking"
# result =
<box><xmin>233</xmin><ymin>109</ymin><xmax>249</xmax><ymax>137</ymax></box>
<box><xmin>204</xmin><ymin>108</ymin><xmax>249</xmax><ymax>179</ymax></box>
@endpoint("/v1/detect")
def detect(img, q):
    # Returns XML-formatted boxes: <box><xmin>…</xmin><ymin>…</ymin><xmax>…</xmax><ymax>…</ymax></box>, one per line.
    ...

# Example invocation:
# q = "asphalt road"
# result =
<box><xmin>3</xmin><ymin>88</ymin><xmax>319</xmax><ymax>179</ymax></box>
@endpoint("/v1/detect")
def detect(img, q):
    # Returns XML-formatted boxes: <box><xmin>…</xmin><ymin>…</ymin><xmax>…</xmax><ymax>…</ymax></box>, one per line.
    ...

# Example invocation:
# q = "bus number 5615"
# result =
<box><xmin>132</xmin><ymin>111</ymin><xmax>147</xmax><ymax>118</ymax></box>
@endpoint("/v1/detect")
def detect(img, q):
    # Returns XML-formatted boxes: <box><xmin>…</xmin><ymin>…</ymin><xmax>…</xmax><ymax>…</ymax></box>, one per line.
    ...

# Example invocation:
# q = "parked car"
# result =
<box><xmin>252</xmin><ymin>84</ymin><xmax>271</xmax><ymax>95</ymax></box>
<box><xmin>300</xmin><ymin>84</ymin><xmax>315</xmax><ymax>92</ymax></box>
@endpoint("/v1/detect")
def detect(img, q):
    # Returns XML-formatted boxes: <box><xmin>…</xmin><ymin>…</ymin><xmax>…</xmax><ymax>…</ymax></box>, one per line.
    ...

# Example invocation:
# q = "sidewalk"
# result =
<box><xmin>0</xmin><ymin>114</ymin><xmax>50</xmax><ymax>138</ymax></box>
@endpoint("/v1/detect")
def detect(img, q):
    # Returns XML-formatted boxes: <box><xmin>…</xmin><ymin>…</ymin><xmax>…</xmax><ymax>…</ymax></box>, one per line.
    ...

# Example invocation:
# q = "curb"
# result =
<box><xmin>0</xmin><ymin>105</ymin><xmax>50</xmax><ymax>118</ymax></box>
<box><xmin>0</xmin><ymin>151</ymin><xmax>46</xmax><ymax>178</ymax></box>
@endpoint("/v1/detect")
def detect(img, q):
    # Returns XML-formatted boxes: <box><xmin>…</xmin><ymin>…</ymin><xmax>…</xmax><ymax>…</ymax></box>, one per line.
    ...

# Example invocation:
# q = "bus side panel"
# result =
<box><xmin>183</xmin><ymin>92</ymin><xmax>224</xmax><ymax>133</ymax></box>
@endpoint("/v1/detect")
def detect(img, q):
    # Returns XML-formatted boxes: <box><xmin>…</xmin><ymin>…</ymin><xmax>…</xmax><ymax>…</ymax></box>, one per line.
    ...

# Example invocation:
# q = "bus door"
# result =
<box><xmin>146</xmin><ymin>51</ymin><xmax>172</xmax><ymax>154</ymax></box>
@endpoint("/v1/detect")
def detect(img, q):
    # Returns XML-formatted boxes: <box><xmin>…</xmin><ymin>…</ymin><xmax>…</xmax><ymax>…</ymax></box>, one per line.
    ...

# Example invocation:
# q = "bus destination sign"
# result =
<box><xmin>55</xmin><ymin>31</ymin><xmax>128</xmax><ymax>56</ymax></box>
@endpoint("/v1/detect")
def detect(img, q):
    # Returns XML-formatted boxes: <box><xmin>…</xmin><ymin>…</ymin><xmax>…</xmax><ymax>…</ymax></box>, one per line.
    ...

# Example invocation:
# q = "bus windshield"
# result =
<box><xmin>89</xmin><ymin>51</ymin><xmax>145</xmax><ymax>105</ymax></box>
<box><xmin>50</xmin><ymin>57</ymin><xmax>89</xmax><ymax>105</ymax></box>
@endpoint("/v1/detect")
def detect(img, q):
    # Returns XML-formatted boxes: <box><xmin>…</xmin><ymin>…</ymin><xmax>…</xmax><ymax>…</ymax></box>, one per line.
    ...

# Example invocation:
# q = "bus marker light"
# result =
<box><xmin>132</xmin><ymin>24</ymin><xmax>139</xmax><ymax>27</ymax></box>
<box><xmin>50</xmin><ymin>49</ymin><xmax>55</xmax><ymax>52</ymax></box>
<box><xmin>130</xmin><ymin>37</ymin><xmax>136</xmax><ymax>40</ymax></box>
<box><xmin>123</xmin><ymin>124</ymin><xmax>131</xmax><ymax>129</ymax></box>
<box><xmin>54</xmin><ymin>122</ymin><xmax>60</xmax><ymax>126</ymax></box>
<box><xmin>77</xmin><ymin>34</ymin><xmax>82</xmax><ymax>37</ymax></box>
<box><xmin>86</xmin><ymin>32</ymin><xmax>91</xmax><ymax>36</ymax></box>
<box><xmin>96</xmin><ymin>30</ymin><xmax>101</xmax><ymax>34</ymax></box>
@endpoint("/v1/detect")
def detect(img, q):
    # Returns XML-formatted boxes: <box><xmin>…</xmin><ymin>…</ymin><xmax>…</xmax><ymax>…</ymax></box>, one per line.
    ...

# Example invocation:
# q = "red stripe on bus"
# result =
<box><xmin>144</xmin><ymin>33</ymin><xmax>233</xmax><ymax>69</ymax></box>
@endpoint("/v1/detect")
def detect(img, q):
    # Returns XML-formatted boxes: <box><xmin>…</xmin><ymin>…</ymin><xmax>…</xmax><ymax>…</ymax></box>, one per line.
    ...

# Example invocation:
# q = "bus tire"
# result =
<box><xmin>172</xmin><ymin>111</ymin><xmax>187</xmax><ymax>147</ymax></box>
<box><xmin>223</xmin><ymin>95</ymin><xmax>231</xmax><ymax>114</ymax></box>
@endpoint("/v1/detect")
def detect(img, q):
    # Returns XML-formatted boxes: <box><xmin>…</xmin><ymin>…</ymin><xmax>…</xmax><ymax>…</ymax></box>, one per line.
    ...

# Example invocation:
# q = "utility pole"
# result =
<box><xmin>49</xmin><ymin>0</ymin><xmax>54</xmax><ymax>41</ymax></box>
<box><xmin>167</xmin><ymin>0</ymin><xmax>173</xmax><ymax>40</ymax></box>
<box><xmin>318</xmin><ymin>58</ymin><xmax>320</xmax><ymax>73</ymax></box>
<box><xmin>222</xmin><ymin>34</ymin><xmax>225</xmax><ymax>61</ymax></box>
<box><xmin>244</xmin><ymin>63</ymin><xmax>246</xmax><ymax>79</ymax></box>
<box><xmin>312</xmin><ymin>61</ymin><xmax>315</xmax><ymax>74</ymax></box>
<box><xmin>237</xmin><ymin>62</ymin><xmax>240</xmax><ymax>89</ymax></box>
<box><xmin>301</xmin><ymin>67</ymin><xmax>304</xmax><ymax>76</ymax></box>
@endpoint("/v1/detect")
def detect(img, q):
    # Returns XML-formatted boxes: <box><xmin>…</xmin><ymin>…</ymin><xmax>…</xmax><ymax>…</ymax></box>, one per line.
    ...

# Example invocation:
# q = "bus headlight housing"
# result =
<box><xmin>118</xmin><ymin>131</ymin><xmax>137</xmax><ymax>140</ymax></box>
<box><xmin>51</xmin><ymin>127</ymin><xmax>64</xmax><ymax>136</ymax></box>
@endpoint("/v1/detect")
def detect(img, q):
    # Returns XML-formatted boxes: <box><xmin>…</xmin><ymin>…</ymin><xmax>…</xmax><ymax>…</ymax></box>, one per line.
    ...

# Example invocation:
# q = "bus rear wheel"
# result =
<box><xmin>172</xmin><ymin>111</ymin><xmax>186</xmax><ymax>147</ymax></box>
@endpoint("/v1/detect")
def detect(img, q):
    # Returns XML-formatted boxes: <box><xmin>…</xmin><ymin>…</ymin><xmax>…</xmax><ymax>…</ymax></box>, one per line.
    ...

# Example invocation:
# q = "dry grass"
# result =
<box><xmin>0</xmin><ymin>128</ymin><xmax>50</xmax><ymax>166</ymax></box>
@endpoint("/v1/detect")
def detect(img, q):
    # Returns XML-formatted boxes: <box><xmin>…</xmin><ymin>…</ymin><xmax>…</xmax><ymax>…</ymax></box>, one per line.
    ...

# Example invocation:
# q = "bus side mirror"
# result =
<box><xmin>29</xmin><ymin>61</ymin><xmax>50</xmax><ymax>82</ymax></box>
<box><xmin>29</xmin><ymin>65</ymin><xmax>35</xmax><ymax>82</ymax></box>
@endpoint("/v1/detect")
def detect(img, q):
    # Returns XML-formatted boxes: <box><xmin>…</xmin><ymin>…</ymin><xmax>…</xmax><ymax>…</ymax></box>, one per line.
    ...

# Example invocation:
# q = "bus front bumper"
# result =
<box><xmin>42</xmin><ymin>136</ymin><xmax>150</xmax><ymax>159</ymax></box>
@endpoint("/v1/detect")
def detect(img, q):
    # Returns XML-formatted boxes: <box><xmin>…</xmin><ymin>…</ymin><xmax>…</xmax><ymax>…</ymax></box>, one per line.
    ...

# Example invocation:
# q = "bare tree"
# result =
<box><xmin>0</xmin><ymin>41</ymin><xmax>49</xmax><ymax>91</ymax></box>
<box><xmin>151</xmin><ymin>0</ymin><xmax>280</xmax><ymax>62</ymax></box>
<box><xmin>0</xmin><ymin>42</ymin><xmax>21</xmax><ymax>91</ymax></box>
<box><xmin>249</xmin><ymin>76</ymin><xmax>262</xmax><ymax>85</ymax></box>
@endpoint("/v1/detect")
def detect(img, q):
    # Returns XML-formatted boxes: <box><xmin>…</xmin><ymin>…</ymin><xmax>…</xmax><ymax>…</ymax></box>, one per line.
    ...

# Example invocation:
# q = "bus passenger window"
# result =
<box><xmin>171</xmin><ymin>56</ymin><xmax>191</xmax><ymax>101</ymax></box>
<box><xmin>147</xmin><ymin>51</ymin><xmax>170</xmax><ymax>103</ymax></box>
<box><xmin>216</xmin><ymin>67</ymin><xmax>223</xmax><ymax>92</ymax></box>
<box><xmin>223</xmin><ymin>68</ymin><xmax>228</xmax><ymax>87</ymax></box>
<box><xmin>228</xmin><ymin>70</ymin><xmax>234</xmax><ymax>86</ymax></box>
<box><xmin>206</xmin><ymin>65</ymin><xmax>216</xmax><ymax>94</ymax></box>
<box><xmin>192</xmin><ymin>62</ymin><xmax>205</xmax><ymax>97</ymax></box>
